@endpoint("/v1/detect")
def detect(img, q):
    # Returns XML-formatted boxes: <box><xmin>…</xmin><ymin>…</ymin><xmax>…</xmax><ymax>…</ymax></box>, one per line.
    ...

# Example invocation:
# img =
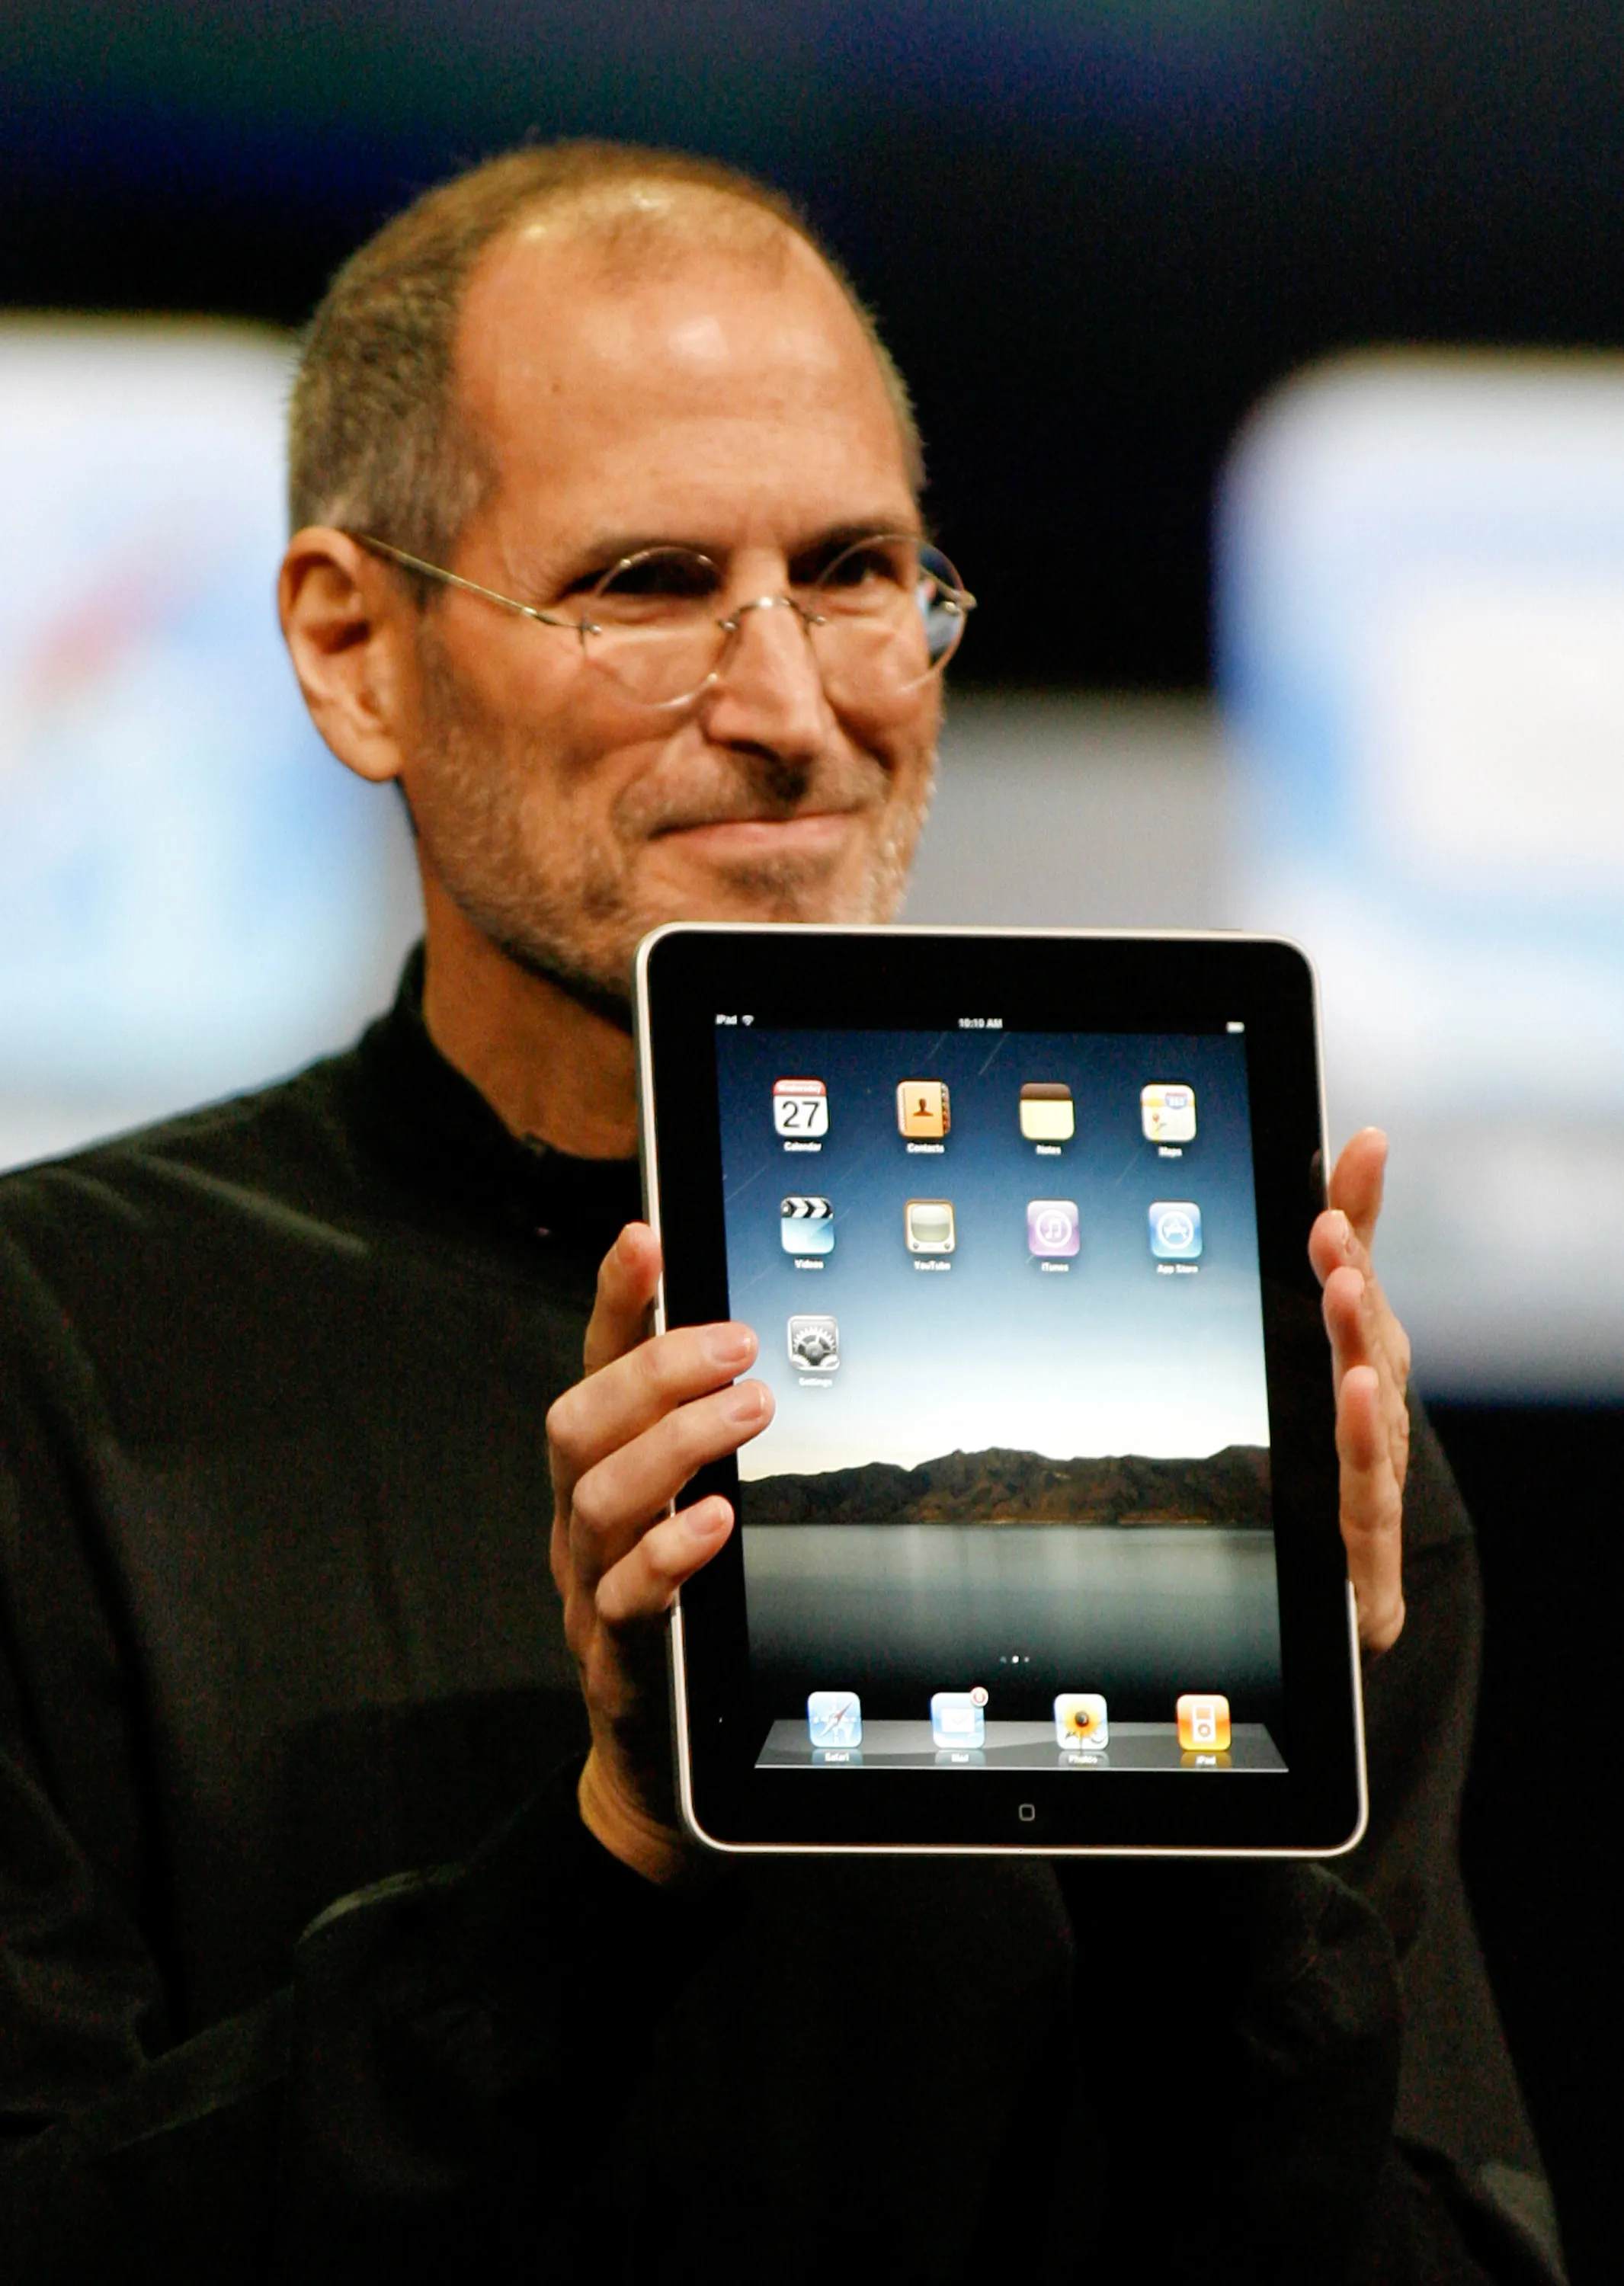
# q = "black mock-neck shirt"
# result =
<box><xmin>0</xmin><ymin>946</ymin><xmax>636</xmax><ymax>2042</ymax></box>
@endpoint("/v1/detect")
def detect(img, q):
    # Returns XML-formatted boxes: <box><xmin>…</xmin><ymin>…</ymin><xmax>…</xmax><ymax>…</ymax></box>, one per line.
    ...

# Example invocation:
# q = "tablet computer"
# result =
<box><xmin>636</xmin><ymin>924</ymin><xmax>1366</xmax><ymax>1857</ymax></box>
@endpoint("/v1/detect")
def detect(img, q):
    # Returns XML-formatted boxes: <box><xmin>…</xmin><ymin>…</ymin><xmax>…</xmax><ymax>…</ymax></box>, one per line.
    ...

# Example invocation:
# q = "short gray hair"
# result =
<box><xmin>288</xmin><ymin>141</ymin><xmax>922</xmax><ymax>564</ymax></box>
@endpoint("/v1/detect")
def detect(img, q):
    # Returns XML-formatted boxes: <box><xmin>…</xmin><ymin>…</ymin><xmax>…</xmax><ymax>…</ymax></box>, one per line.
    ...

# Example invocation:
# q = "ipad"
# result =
<box><xmin>636</xmin><ymin>925</ymin><xmax>1366</xmax><ymax>1857</ymax></box>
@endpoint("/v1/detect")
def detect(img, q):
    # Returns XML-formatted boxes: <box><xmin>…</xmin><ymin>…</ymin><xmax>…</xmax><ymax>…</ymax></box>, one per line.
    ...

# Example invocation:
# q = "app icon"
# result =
<box><xmin>774</xmin><ymin>1077</ymin><xmax>828</xmax><ymax>1138</ymax></box>
<box><xmin>807</xmin><ymin>1691</ymin><xmax>863</xmax><ymax>1749</ymax></box>
<box><xmin>1142</xmin><ymin>1083</ymin><xmax>1196</xmax><ymax>1145</ymax></box>
<box><xmin>1027</xmin><ymin>1199</ymin><xmax>1081</xmax><ymax>1257</ymax></box>
<box><xmin>781</xmin><ymin>1196</ymin><xmax>834</xmax><ymax>1253</ymax></box>
<box><xmin>1054</xmin><ymin>1693</ymin><xmax>1109</xmax><ymax>1748</ymax></box>
<box><xmin>931</xmin><ymin>1692</ymin><xmax>985</xmax><ymax>1748</ymax></box>
<box><xmin>1020</xmin><ymin>1082</ymin><xmax>1075</xmax><ymax>1143</ymax></box>
<box><xmin>896</xmin><ymin>1080</ymin><xmax>950</xmax><ymax>1140</ymax></box>
<box><xmin>787</xmin><ymin>1315</ymin><xmax>840</xmax><ymax>1372</ymax></box>
<box><xmin>1148</xmin><ymin>1202</ymin><xmax>1203</xmax><ymax>1259</ymax></box>
<box><xmin>904</xmin><ymin>1199</ymin><xmax>956</xmax><ymax>1253</ymax></box>
<box><xmin>1176</xmin><ymin>1693</ymin><xmax>1232</xmax><ymax>1752</ymax></box>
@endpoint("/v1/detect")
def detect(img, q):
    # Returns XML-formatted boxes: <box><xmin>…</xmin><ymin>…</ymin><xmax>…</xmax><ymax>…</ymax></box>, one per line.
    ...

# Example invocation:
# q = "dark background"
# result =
<box><xmin>4</xmin><ymin>5</ymin><xmax>1619</xmax><ymax>2271</ymax></box>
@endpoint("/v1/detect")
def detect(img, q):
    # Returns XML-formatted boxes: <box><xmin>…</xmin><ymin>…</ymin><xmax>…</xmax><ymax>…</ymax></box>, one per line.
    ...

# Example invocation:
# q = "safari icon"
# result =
<box><xmin>807</xmin><ymin>1691</ymin><xmax>863</xmax><ymax>1750</ymax></box>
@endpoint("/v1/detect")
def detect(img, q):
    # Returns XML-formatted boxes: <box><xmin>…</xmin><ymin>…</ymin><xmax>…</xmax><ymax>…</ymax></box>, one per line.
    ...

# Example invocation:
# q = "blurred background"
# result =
<box><xmin>3</xmin><ymin>5</ymin><xmax>1618</xmax><ymax>2269</ymax></box>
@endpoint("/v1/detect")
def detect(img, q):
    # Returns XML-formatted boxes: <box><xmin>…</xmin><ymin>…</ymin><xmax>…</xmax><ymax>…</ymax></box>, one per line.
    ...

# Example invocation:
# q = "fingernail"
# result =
<box><xmin>685</xmin><ymin>1500</ymin><xmax>732</xmax><ymax>1542</ymax></box>
<box><xmin>707</xmin><ymin>1324</ymin><xmax>755</xmax><ymax>1369</ymax></box>
<box><xmin>725</xmin><ymin>1381</ymin><xmax>768</xmax><ymax>1424</ymax></box>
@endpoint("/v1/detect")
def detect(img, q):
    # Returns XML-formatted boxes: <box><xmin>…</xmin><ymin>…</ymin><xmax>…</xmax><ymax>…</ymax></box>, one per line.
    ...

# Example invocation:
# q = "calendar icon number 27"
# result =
<box><xmin>774</xmin><ymin>1079</ymin><xmax>828</xmax><ymax>1136</ymax></box>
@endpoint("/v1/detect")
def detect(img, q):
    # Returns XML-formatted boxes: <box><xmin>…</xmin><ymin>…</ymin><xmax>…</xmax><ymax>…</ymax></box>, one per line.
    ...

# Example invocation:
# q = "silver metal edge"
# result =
<box><xmin>1321</xmin><ymin>1580</ymin><xmax>1372</xmax><ymax>1858</ymax></box>
<box><xmin>631</xmin><ymin>927</ymin><xmax>669</xmax><ymax>1308</ymax></box>
<box><xmin>639</xmin><ymin>921</ymin><xmax>1365</xmax><ymax>1861</ymax></box>
<box><xmin>633</xmin><ymin>920</ymin><xmax>1309</xmax><ymax>946</ymax></box>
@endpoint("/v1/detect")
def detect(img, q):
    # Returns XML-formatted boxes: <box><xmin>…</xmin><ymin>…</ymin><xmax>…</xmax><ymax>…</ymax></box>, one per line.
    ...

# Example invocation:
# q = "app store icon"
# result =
<box><xmin>1148</xmin><ymin>1202</ymin><xmax>1203</xmax><ymax>1260</ymax></box>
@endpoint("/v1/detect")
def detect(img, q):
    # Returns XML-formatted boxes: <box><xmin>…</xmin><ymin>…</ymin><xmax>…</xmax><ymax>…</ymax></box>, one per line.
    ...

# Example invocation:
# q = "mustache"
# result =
<box><xmin>620</xmin><ymin>751</ymin><xmax>892</xmax><ymax>840</ymax></box>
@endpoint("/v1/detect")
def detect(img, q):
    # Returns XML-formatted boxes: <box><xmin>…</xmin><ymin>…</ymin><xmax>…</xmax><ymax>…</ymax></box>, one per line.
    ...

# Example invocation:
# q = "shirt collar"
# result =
<box><xmin>351</xmin><ymin>945</ymin><xmax>643</xmax><ymax>1264</ymax></box>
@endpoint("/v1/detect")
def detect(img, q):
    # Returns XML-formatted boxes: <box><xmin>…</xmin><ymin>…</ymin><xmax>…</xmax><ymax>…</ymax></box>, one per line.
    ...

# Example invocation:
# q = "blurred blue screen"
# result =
<box><xmin>0</xmin><ymin>322</ymin><xmax>418</xmax><ymax>1168</ymax></box>
<box><xmin>1219</xmin><ymin>354</ymin><xmax>1624</xmax><ymax>1396</ymax></box>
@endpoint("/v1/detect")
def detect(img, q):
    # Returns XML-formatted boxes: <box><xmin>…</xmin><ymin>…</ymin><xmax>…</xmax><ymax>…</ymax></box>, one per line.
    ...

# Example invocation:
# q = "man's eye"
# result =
<box><xmin>809</xmin><ymin>539</ymin><xmax>911</xmax><ymax>594</ymax></box>
<box><xmin>596</xmin><ymin>551</ymin><xmax>719</xmax><ymax>603</ymax></box>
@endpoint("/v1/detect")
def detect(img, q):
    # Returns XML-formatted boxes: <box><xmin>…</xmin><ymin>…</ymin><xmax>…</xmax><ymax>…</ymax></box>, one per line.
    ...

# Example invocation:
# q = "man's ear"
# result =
<box><xmin>278</xmin><ymin>528</ymin><xmax>418</xmax><ymax>786</ymax></box>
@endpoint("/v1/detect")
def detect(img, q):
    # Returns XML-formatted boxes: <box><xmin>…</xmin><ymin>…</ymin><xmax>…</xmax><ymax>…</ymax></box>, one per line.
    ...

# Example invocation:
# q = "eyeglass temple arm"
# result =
<box><xmin>351</xmin><ymin>535</ymin><xmax>574</xmax><ymax>628</ymax></box>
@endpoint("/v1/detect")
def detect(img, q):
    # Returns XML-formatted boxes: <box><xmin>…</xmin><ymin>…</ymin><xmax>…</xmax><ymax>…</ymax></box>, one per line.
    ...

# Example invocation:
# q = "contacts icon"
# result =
<box><xmin>897</xmin><ymin>1080</ymin><xmax>950</xmax><ymax>1140</ymax></box>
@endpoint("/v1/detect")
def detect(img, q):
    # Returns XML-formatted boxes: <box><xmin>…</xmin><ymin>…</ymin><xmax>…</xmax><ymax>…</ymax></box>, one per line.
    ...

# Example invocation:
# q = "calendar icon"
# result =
<box><xmin>773</xmin><ymin>1077</ymin><xmax>828</xmax><ymax>1137</ymax></box>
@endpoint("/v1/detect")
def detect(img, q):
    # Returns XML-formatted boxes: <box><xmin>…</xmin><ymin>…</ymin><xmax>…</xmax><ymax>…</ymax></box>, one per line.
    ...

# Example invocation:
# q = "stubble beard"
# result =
<box><xmin>408</xmin><ymin>639</ymin><xmax>936</xmax><ymax>1024</ymax></box>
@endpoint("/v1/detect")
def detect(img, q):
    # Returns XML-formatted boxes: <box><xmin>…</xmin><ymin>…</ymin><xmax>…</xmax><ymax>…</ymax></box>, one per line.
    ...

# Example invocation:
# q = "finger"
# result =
<box><xmin>593</xmin><ymin>1495</ymin><xmax>736</xmax><ymax>1628</ymax></box>
<box><xmin>1337</xmin><ymin>1363</ymin><xmax>1405</xmax><ymax>1653</ymax></box>
<box><xmin>582</xmin><ymin>1222</ymin><xmax>663</xmax><ymax>1378</ymax></box>
<box><xmin>1308</xmin><ymin>1204</ymin><xmax>1369</xmax><ymax>1289</ymax></box>
<box><xmin>1321</xmin><ymin>1262</ymin><xmax>1371</xmax><ymax>1376</ymax></box>
<box><xmin>1320</xmin><ymin>1210</ymin><xmax>1411</xmax><ymax>1382</ymax></box>
<box><xmin>549</xmin><ymin>1320</ymin><xmax>761</xmax><ymax>1484</ymax></box>
<box><xmin>569</xmin><ymin>1379</ymin><xmax>773</xmax><ymax>1585</ymax></box>
<box><xmin>1321</xmin><ymin>1261</ymin><xmax>1411</xmax><ymax>1465</ymax></box>
<box><xmin>1327</xmin><ymin>1128</ymin><xmax>1388</xmax><ymax>1255</ymax></box>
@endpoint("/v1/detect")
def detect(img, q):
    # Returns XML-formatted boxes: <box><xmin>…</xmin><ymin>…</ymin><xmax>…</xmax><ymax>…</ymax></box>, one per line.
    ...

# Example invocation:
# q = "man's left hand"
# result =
<box><xmin>1308</xmin><ymin>1128</ymin><xmax>1411</xmax><ymax>1654</ymax></box>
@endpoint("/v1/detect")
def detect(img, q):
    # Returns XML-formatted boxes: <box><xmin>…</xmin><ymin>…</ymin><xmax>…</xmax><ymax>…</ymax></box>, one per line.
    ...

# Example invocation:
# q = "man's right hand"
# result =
<box><xmin>547</xmin><ymin>1221</ymin><xmax>774</xmax><ymax>1884</ymax></box>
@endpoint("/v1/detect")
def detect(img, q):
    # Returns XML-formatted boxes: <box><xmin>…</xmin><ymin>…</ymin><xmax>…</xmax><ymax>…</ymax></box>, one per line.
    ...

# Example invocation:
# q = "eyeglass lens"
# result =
<box><xmin>578</xmin><ymin>535</ymin><xmax>969</xmax><ymax>707</ymax></box>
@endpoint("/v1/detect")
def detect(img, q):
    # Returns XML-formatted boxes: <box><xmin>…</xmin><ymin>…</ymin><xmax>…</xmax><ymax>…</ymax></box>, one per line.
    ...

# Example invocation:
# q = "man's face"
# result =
<box><xmin>394</xmin><ymin>216</ymin><xmax>941</xmax><ymax>1008</ymax></box>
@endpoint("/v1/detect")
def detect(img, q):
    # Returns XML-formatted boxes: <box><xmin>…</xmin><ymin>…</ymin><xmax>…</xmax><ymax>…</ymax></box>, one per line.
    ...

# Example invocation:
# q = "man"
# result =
<box><xmin>0</xmin><ymin>145</ymin><xmax>1559</xmax><ymax>2280</ymax></box>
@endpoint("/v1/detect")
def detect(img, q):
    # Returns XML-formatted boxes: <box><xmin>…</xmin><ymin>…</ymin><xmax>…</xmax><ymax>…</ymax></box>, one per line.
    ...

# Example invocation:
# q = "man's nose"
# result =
<box><xmin>700</xmin><ymin>596</ymin><xmax>832</xmax><ymax>758</ymax></box>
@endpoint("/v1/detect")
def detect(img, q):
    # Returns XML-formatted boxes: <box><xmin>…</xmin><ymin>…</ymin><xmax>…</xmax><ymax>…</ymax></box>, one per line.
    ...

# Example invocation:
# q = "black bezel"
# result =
<box><xmin>637</xmin><ymin>925</ymin><xmax>1364</xmax><ymax>1855</ymax></box>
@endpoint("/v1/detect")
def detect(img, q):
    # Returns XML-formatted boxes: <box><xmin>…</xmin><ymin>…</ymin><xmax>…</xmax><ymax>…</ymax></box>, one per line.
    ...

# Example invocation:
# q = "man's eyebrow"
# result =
<box><xmin>785</xmin><ymin>520</ymin><xmax>927</xmax><ymax>568</ymax></box>
<box><xmin>535</xmin><ymin>518</ymin><xmax>927</xmax><ymax>593</ymax></box>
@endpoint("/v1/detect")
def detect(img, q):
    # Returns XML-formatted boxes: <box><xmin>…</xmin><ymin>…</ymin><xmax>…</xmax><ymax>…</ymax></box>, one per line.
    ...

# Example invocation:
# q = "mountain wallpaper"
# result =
<box><xmin>744</xmin><ymin>1445</ymin><xmax>1270</xmax><ymax>1528</ymax></box>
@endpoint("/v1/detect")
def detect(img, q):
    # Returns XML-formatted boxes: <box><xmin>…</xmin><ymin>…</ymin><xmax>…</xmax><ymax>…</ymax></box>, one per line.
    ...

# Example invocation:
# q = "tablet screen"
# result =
<box><xmin>712</xmin><ymin>1017</ymin><xmax>1286</xmax><ymax>1782</ymax></box>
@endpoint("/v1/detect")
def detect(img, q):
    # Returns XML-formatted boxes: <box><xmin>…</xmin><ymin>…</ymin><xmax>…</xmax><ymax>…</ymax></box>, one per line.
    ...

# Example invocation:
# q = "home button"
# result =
<box><xmin>1017</xmin><ymin>1802</ymin><xmax>1037</xmax><ymax>1823</ymax></box>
